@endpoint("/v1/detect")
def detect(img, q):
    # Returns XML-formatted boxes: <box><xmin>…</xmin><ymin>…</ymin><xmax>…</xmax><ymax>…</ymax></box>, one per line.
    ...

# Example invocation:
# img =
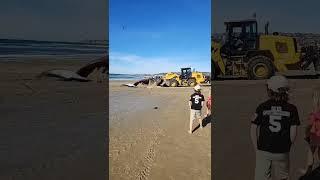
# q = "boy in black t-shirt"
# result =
<box><xmin>250</xmin><ymin>75</ymin><xmax>300</xmax><ymax>180</ymax></box>
<box><xmin>189</xmin><ymin>85</ymin><xmax>205</xmax><ymax>134</ymax></box>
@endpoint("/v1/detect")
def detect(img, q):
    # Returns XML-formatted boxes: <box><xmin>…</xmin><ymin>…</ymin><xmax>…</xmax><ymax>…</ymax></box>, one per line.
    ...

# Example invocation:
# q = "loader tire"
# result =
<box><xmin>170</xmin><ymin>79</ymin><xmax>179</xmax><ymax>87</ymax></box>
<box><xmin>181</xmin><ymin>80</ymin><xmax>189</xmax><ymax>86</ymax></box>
<box><xmin>314</xmin><ymin>59</ymin><xmax>320</xmax><ymax>71</ymax></box>
<box><xmin>248</xmin><ymin>56</ymin><xmax>274</xmax><ymax>80</ymax></box>
<box><xmin>165</xmin><ymin>80</ymin><xmax>171</xmax><ymax>87</ymax></box>
<box><xmin>188</xmin><ymin>78</ymin><xmax>197</xmax><ymax>87</ymax></box>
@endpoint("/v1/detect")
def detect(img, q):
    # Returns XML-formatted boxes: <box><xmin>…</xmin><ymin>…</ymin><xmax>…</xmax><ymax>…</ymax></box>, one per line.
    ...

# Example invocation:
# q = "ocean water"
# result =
<box><xmin>0</xmin><ymin>39</ymin><xmax>107</xmax><ymax>60</ymax></box>
<box><xmin>109</xmin><ymin>74</ymin><xmax>152</xmax><ymax>81</ymax></box>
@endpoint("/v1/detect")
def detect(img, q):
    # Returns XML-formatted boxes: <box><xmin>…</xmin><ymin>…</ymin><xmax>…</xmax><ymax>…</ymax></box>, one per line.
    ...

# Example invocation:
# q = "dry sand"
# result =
<box><xmin>4</xmin><ymin>59</ymin><xmax>315</xmax><ymax>180</ymax></box>
<box><xmin>213</xmin><ymin>78</ymin><xmax>320</xmax><ymax>180</ymax></box>
<box><xmin>109</xmin><ymin>81</ymin><xmax>211</xmax><ymax>180</ymax></box>
<box><xmin>0</xmin><ymin>60</ymin><xmax>107</xmax><ymax>180</ymax></box>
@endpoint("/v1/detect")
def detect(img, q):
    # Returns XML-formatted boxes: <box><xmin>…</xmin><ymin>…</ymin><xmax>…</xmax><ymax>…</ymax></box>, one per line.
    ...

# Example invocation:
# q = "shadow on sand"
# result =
<box><xmin>192</xmin><ymin>114</ymin><xmax>212</xmax><ymax>133</ymax></box>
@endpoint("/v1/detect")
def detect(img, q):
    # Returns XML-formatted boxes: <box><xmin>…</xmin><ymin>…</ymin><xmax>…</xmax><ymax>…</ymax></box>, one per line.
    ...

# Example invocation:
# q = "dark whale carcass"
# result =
<box><xmin>37</xmin><ymin>69</ymin><xmax>90</xmax><ymax>82</ymax></box>
<box><xmin>37</xmin><ymin>56</ymin><xmax>107</xmax><ymax>82</ymax></box>
<box><xmin>76</xmin><ymin>56</ymin><xmax>108</xmax><ymax>77</ymax></box>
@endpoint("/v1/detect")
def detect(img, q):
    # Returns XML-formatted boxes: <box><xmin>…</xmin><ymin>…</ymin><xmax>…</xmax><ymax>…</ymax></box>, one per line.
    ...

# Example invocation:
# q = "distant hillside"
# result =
<box><xmin>155</xmin><ymin>72</ymin><xmax>211</xmax><ymax>76</ymax></box>
<box><xmin>278</xmin><ymin>33</ymin><xmax>320</xmax><ymax>48</ymax></box>
<box><xmin>80</xmin><ymin>40</ymin><xmax>108</xmax><ymax>45</ymax></box>
<box><xmin>212</xmin><ymin>33</ymin><xmax>320</xmax><ymax>48</ymax></box>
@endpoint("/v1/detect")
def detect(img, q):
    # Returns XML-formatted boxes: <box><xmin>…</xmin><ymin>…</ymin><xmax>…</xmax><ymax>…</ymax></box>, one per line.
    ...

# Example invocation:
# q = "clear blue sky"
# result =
<box><xmin>0</xmin><ymin>0</ymin><xmax>107</xmax><ymax>42</ymax></box>
<box><xmin>213</xmin><ymin>0</ymin><xmax>320</xmax><ymax>33</ymax></box>
<box><xmin>109</xmin><ymin>0</ymin><xmax>211</xmax><ymax>74</ymax></box>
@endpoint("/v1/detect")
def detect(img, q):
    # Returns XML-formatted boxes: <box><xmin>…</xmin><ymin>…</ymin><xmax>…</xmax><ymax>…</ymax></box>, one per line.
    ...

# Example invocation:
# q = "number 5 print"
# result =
<box><xmin>195</xmin><ymin>97</ymin><xmax>199</xmax><ymax>104</ymax></box>
<box><xmin>269</xmin><ymin>115</ymin><xmax>281</xmax><ymax>132</ymax></box>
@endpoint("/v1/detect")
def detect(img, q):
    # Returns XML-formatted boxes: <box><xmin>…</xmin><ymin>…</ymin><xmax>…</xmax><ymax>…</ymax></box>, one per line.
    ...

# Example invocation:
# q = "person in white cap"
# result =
<box><xmin>189</xmin><ymin>84</ymin><xmax>205</xmax><ymax>134</ymax></box>
<box><xmin>250</xmin><ymin>75</ymin><xmax>300</xmax><ymax>180</ymax></box>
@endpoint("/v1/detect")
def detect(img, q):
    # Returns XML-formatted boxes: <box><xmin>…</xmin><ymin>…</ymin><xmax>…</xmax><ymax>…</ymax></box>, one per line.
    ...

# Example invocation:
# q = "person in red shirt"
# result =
<box><xmin>301</xmin><ymin>87</ymin><xmax>320</xmax><ymax>176</ymax></box>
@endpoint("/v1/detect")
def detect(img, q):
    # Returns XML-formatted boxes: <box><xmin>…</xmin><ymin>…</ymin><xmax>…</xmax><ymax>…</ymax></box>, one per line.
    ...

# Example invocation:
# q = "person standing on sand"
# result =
<box><xmin>300</xmin><ymin>87</ymin><xmax>320</xmax><ymax>176</ymax></box>
<box><xmin>250</xmin><ymin>75</ymin><xmax>300</xmax><ymax>180</ymax></box>
<box><xmin>189</xmin><ymin>84</ymin><xmax>205</xmax><ymax>134</ymax></box>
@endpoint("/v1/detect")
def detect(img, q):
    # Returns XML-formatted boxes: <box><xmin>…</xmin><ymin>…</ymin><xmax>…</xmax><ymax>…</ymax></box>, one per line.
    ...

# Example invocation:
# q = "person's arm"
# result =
<box><xmin>189</xmin><ymin>95</ymin><xmax>192</xmax><ymax>109</ymax></box>
<box><xmin>250</xmin><ymin>124</ymin><xmax>258</xmax><ymax>150</ymax></box>
<box><xmin>290</xmin><ymin>106</ymin><xmax>301</xmax><ymax>144</ymax></box>
<box><xmin>201</xmin><ymin>95</ymin><xmax>205</xmax><ymax>108</ymax></box>
<box><xmin>305</xmin><ymin>114</ymin><xmax>313</xmax><ymax>139</ymax></box>
<box><xmin>290</xmin><ymin>125</ymin><xmax>298</xmax><ymax>144</ymax></box>
<box><xmin>305</xmin><ymin>124</ymin><xmax>312</xmax><ymax>139</ymax></box>
<box><xmin>250</xmin><ymin>111</ymin><xmax>260</xmax><ymax>151</ymax></box>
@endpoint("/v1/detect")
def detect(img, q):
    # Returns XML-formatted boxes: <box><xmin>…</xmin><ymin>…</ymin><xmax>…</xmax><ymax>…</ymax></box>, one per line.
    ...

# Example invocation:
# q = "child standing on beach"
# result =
<box><xmin>250</xmin><ymin>75</ymin><xmax>300</xmax><ymax>180</ymax></box>
<box><xmin>301</xmin><ymin>87</ymin><xmax>320</xmax><ymax>176</ymax></box>
<box><xmin>189</xmin><ymin>84</ymin><xmax>205</xmax><ymax>134</ymax></box>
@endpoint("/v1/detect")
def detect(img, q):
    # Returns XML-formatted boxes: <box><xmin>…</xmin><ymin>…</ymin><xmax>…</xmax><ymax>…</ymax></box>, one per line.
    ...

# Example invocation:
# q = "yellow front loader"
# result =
<box><xmin>163</xmin><ymin>68</ymin><xmax>209</xmax><ymax>87</ymax></box>
<box><xmin>212</xmin><ymin>19</ymin><xmax>320</xmax><ymax>80</ymax></box>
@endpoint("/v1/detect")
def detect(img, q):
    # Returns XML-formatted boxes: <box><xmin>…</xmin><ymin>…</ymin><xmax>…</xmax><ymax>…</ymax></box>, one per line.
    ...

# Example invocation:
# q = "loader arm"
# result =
<box><xmin>212</xmin><ymin>41</ymin><xmax>226</xmax><ymax>75</ymax></box>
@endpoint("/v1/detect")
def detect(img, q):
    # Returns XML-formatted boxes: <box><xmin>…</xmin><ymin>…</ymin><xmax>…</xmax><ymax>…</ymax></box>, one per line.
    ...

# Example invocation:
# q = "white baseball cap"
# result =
<box><xmin>194</xmin><ymin>84</ymin><xmax>201</xmax><ymax>91</ymax></box>
<box><xmin>266</xmin><ymin>75</ymin><xmax>289</xmax><ymax>93</ymax></box>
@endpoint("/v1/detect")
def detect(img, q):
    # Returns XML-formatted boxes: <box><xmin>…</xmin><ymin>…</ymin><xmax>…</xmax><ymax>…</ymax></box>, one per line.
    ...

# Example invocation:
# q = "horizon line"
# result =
<box><xmin>0</xmin><ymin>38</ymin><xmax>109</xmax><ymax>45</ymax></box>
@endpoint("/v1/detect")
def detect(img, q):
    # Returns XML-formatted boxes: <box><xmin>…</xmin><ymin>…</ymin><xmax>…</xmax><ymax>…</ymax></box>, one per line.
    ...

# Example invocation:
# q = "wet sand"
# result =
<box><xmin>213</xmin><ymin>78</ymin><xmax>320</xmax><ymax>180</ymax></box>
<box><xmin>109</xmin><ymin>81</ymin><xmax>211</xmax><ymax>180</ymax></box>
<box><xmin>0</xmin><ymin>60</ymin><xmax>107</xmax><ymax>180</ymax></box>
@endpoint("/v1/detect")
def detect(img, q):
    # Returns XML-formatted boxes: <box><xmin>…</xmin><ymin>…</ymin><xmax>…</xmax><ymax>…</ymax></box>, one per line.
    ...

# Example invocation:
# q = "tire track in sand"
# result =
<box><xmin>109</xmin><ymin>127</ymin><xmax>144</xmax><ymax>159</ymax></box>
<box><xmin>135</xmin><ymin>116</ymin><xmax>164</xmax><ymax>180</ymax></box>
<box><xmin>110</xmin><ymin>115</ymin><xmax>164</xmax><ymax>179</ymax></box>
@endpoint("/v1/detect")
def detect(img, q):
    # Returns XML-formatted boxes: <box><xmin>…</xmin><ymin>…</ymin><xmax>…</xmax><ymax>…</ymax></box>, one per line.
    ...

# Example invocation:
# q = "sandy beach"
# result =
<box><xmin>3</xmin><ymin>59</ymin><xmax>316</xmax><ymax>180</ymax></box>
<box><xmin>109</xmin><ymin>81</ymin><xmax>211</xmax><ymax>180</ymax></box>
<box><xmin>213</xmin><ymin>78</ymin><xmax>320</xmax><ymax>180</ymax></box>
<box><xmin>0</xmin><ymin>60</ymin><xmax>107</xmax><ymax>180</ymax></box>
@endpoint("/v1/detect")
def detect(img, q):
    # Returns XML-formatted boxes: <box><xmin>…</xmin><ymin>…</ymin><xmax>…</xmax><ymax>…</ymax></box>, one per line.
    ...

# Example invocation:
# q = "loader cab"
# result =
<box><xmin>222</xmin><ymin>20</ymin><xmax>258</xmax><ymax>56</ymax></box>
<box><xmin>181</xmin><ymin>68</ymin><xmax>192</xmax><ymax>80</ymax></box>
